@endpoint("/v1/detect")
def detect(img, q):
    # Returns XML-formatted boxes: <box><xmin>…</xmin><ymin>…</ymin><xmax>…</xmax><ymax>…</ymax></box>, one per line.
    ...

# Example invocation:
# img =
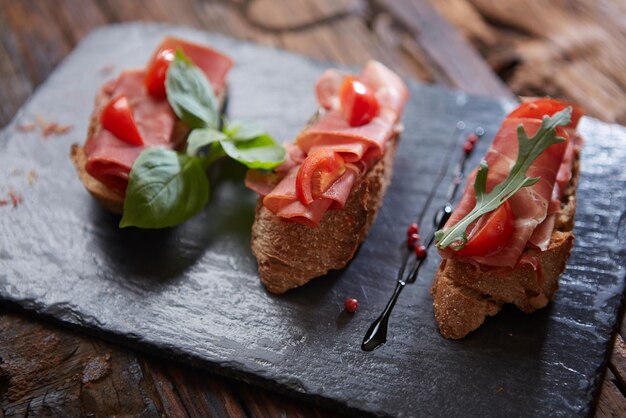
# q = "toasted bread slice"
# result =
<box><xmin>71</xmin><ymin>86</ymin><xmax>225</xmax><ymax>214</ymax></box>
<box><xmin>251</xmin><ymin>133</ymin><xmax>399</xmax><ymax>294</ymax></box>
<box><xmin>431</xmin><ymin>148</ymin><xmax>581</xmax><ymax>339</ymax></box>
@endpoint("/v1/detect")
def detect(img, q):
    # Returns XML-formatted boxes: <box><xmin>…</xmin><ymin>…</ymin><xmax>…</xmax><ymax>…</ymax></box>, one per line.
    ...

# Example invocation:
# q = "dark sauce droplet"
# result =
<box><xmin>360</xmin><ymin>125</ymin><xmax>483</xmax><ymax>352</ymax></box>
<box><xmin>362</xmin><ymin>206</ymin><xmax>452</xmax><ymax>351</ymax></box>
<box><xmin>362</xmin><ymin>281</ymin><xmax>404</xmax><ymax>351</ymax></box>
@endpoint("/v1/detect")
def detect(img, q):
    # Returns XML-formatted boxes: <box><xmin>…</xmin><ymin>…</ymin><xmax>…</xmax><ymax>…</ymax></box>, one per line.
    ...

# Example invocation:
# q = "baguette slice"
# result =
<box><xmin>251</xmin><ymin>132</ymin><xmax>399</xmax><ymax>294</ymax></box>
<box><xmin>71</xmin><ymin>86</ymin><xmax>225</xmax><ymax>214</ymax></box>
<box><xmin>431</xmin><ymin>147</ymin><xmax>580</xmax><ymax>339</ymax></box>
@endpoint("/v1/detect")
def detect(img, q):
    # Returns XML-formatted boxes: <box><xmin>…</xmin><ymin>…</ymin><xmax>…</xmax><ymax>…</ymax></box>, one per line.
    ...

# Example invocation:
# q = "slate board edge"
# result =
<box><xmin>0</xmin><ymin>22</ymin><xmax>624</xmax><ymax>418</ymax></box>
<box><xmin>0</xmin><ymin>298</ymin><xmax>377</xmax><ymax>418</ymax></box>
<box><xmin>590</xmin><ymin>294</ymin><xmax>626</xmax><ymax>416</ymax></box>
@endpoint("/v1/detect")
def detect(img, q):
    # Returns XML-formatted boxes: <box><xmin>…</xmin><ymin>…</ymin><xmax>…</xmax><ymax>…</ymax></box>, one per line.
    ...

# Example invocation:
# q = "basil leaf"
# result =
<box><xmin>187</xmin><ymin>128</ymin><xmax>228</xmax><ymax>156</ymax></box>
<box><xmin>120</xmin><ymin>148</ymin><xmax>209</xmax><ymax>229</ymax></box>
<box><xmin>165</xmin><ymin>49</ymin><xmax>219</xmax><ymax>130</ymax></box>
<box><xmin>224</xmin><ymin>120</ymin><xmax>266</xmax><ymax>142</ymax></box>
<box><xmin>220</xmin><ymin>134</ymin><xmax>285</xmax><ymax>169</ymax></box>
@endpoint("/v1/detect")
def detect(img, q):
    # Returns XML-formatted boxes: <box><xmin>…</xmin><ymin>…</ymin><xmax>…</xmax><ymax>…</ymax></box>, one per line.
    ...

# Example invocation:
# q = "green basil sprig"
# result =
<box><xmin>190</xmin><ymin>120</ymin><xmax>285</xmax><ymax>170</ymax></box>
<box><xmin>120</xmin><ymin>50</ymin><xmax>284</xmax><ymax>229</ymax></box>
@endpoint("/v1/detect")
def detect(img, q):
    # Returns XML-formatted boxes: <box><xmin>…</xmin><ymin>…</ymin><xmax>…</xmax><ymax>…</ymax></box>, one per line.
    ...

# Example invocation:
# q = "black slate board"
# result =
<box><xmin>1</xmin><ymin>23</ymin><xmax>625</xmax><ymax>417</ymax></box>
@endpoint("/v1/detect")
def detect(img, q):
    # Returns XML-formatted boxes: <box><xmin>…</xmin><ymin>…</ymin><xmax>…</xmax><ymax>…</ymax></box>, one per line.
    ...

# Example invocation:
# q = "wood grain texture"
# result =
<box><xmin>0</xmin><ymin>0</ymin><xmax>623</xmax><ymax>416</ymax></box>
<box><xmin>430</xmin><ymin>0</ymin><xmax>626</xmax><ymax>124</ymax></box>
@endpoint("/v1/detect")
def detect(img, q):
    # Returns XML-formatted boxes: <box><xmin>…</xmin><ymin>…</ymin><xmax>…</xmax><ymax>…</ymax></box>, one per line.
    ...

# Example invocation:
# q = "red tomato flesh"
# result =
<box><xmin>507</xmin><ymin>98</ymin><xmax>583</xmax><ymax>129</ymax></box>
<box><xmin>101</xmin><ymin>95</ymin><xmax>143</xmax><ymax>146</ymax></box>
<box><xmin>144</xmin><ymin>48</ymin><xmax>175</xmax><ymax>99</ymax></box>
<box><xmin>296</xmin><ymin>150</ymin><xmax>345</xmax><ymax>205</ymax></box>
<box><xmin>456</xmin><ymin>200</ymin><xmax>515</xmax><ymax>257</ymax></box>
<box><xmin>339</xmin><ymin>76</ymin><xmax>380</xmax><ymax>127</ymax></box>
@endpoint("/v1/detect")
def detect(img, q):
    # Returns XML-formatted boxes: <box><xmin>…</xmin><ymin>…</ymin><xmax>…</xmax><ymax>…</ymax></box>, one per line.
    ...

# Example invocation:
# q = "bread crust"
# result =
<box><xmin>431</xmin><ymin>147</ymin><xmax>581</xmax><ymax>339</ymax></box>
<box><xmin>251</xmin><ymin>134</ymin><xmax>399</xmax><ymax>294</ymax></box>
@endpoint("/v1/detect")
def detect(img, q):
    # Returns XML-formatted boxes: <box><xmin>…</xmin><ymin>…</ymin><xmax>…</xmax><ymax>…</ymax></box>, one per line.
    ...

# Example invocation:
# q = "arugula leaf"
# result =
<box><xmin>165</xmin><ymin>49</ymin><xmax>219</xmax><ymax>130</ymax></box>
<box><xmin>186</xmin><ymin>128</ymin><xmax>227</xmax><ymax>156</ymax></box>
<box><xmin>435</xmin><ymin>107</ymin><xmax>572</xmax><ymax>250</ymax></box>
<box><xmin>120</xmin><ymin>148</ymin><xmax>209</xmax><ymax>229</ymax></box>
<box><xmin>220</xmin><ymin>133</ymin><xmax>285</xmax><ymax>170</ymax></box>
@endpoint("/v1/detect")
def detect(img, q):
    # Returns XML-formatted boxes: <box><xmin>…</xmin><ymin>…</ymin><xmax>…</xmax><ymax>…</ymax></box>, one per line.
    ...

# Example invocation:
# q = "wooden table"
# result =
<box><xmin>1</xmin><ymin>0</ymin><xmax>625</xmax><ymax>416</ymax></box>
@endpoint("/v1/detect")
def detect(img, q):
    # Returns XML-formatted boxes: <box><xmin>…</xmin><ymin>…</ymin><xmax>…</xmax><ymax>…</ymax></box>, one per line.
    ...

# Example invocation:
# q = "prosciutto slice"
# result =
<box><xmin>250</xmin><ymin>61</ymin><xmax>408</xmax><ymax>227</ymax></box>
<box><xmin>441</xmin><ymin>117</ymin><xmax>569</xmax><ymax>267</ymax></box>
<box><xmin>84</xmin><ymin>70</ymin><xmax>178</xmax><ymax>192</ymax></box>
<box><xmin>84</xmin><ymin>38</ymin><xmax>232</xmax><ymax>193</ymax></box>
<box><xmin>528</xmin><ymin>119</ymin><xmax>583</xmax><ymax>249</ymax></box>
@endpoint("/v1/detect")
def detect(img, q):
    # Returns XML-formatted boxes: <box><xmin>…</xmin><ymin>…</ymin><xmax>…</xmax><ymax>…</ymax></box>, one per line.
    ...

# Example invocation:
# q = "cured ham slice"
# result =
<box><xmin>297</xmin><ymin>61</ymin><xmax>408</xmax><ymax>161</ymax></box>
<box><xmin>84</xmin><ymin>38</ymin><xmax>232</xmax><ymax>193</ymax></box>
<box><xmin>261</xmin><ymin>165</ymin><xmax>359</xmax><ymax>226</ymax></box>
<box><xmin>248</xmin><ymin>60</ymin><xmax>408</xmax><ymax>227</ymax></box>
<box><xmin>298</xmin><ymin>112</ymin><xmax>392</xmax><ymax>163</ymax></box>
<box><xmin>84</xmin><ymin>70</ymin><xmax>177</xmax><ymax>192</ymax></box>
<box><xmin>441</xmin><ymin>118</ymin><xmax>569</xmax><ymax>267</ymax></box>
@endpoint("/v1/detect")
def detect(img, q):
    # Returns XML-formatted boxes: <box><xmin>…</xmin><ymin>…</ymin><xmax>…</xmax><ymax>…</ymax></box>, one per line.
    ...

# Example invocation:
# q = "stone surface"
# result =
<box><xmin>0</xmin><ymin>23</ymin><xmax>625</xmax><ymax>417</ymax></box>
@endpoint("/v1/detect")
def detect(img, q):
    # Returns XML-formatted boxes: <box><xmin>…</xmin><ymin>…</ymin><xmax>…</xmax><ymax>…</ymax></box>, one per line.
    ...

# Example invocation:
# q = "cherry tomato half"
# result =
<box><xmin>296</xmin><ymin>150</ymin><xmax>345</xmax><ymax>205</ymax></box>
<box><xmin>144</xmin><ymin>48</ymin><xmax>175</xmax><ymax>99</ymax></box>
<box><xmin>101</xmin><ymin>95</ymin><xmax>143</xmax><ymax>146</ymax></box>
<box><xmin>507</xmin><ymin>98</ymin><xmax>583</xmax><ymax>129</ymax></box>
<box><xmin>456</xmin><ymin>200</ymin><xmax>515</xmax><ymax>257</ymax></box>
<box><xmin>339</xmin><ymin>76</ymin><xmax>380</xmax><ymax>127</ymax></box>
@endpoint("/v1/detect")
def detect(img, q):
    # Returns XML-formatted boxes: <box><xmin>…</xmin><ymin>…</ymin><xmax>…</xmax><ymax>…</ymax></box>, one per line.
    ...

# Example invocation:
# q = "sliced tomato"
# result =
<box><xmin>339</xmin><ymin>76</ymin><xmax>380</xmax><ymax>127</ymax></box>
<box><xmin>144</xmin><ymin>48</ymin><xmax>175</xmax><ymax>99</ymax></box>
<box><xmin>296</xmin><ymin>150</ymin><xmax>345</xmax><ymax>205</ymax></box>
<box><xmin>456</xmin><ymin>200</ymin><xmax>515</xmax><ymax>257</ymax></box>
<box><xmin>507</xmin><ymin>98</ymin><xmax>583</xmax><ymax>129</ymax></box>
<box><xmin>101</xmin><ymin>95</ymin><xmax>143</xmax><ymax>146</ymax></box>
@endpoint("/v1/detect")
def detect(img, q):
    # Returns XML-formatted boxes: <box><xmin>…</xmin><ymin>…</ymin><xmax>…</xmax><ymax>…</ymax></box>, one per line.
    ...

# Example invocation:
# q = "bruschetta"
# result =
<box><xmin>71</xmin><ymin>36</ymin><xmax>233</xmax><ymax>213</ymax></box>
<box><xmin>432</xmin><ymin>98</ymin><xmax>584</xmax><ymax>339</ymax></box>
<box><xmin>246</xmin><ymin>61</ymin><xmax>409</xmax><ymax>293</ymax></box>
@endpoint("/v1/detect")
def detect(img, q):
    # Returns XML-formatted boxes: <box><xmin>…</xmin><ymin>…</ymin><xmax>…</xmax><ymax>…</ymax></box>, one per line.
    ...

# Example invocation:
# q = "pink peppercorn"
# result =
<box><xmin>414</xmin><ymin>244</ymin><xmax>427</xmax><ymax>259</ymax></box>
<box><xmin>407</xmin><ymin>233</ymin><xmax>420</xmax><ymax>249</ymax></box>
<box><xmin>344</xmin><ymin>297</ymin><xmax>358</xmax><ymax>313</ymax></box>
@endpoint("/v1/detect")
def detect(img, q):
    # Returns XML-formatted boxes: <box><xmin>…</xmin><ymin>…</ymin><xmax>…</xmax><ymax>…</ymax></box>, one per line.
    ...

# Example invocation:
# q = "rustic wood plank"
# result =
<box><xmin>97</xmin><ymin>0</ymin><xmax>189</xmax><ymax>24</ymax></box>
<box><xmin>0</xmin><ymin>311</ymin><xmax>163</xmax><ymax>417</ymax></box>
<box><xmin>186</xmin><ymin>0</ymin><xmax>281</xmax><ymax>47</ymax></box>
<box><xmin>163</xmin><ymin>364</ymin><xmax>247</xmax><ymax>418</ymax></box>
<box><xmin>375</xmin><ymin>0</ymin><xmax>514</xmax><ymax>99</ymax></box>
<box><xmin>427</xmin><ymin>0</ymin><xmax>497</xmax><ymax>49</ymax></box>
<box><xmin>0</xmin><ymin>23</ymin><xmax>32</xmax><ymax>127</ymax></box>
<box><xmin>241</xmin><ymin>0</ymin><xmax>357</xmax><ymax>33</ymax></box>
<box><xmin>0</xmin><ymin>0</ymin><xmax>70</xmax><ymax>85</ymax></box>
<box><xmin>609</xmin><ymin>334</ymin><xmax>626</xmax><ymax>395</ymax></box>
<box><xmin>430</xmin><ymin>0</ymin><xmax>626</xmax><ymax>124</ymax></box>
<box><xmin>596</xmin><ymin>368</ymin><xmax>626</xmax><ymax>418</ymax></box>
<box><xmin>43</xmin><ymin>0</ymin><xmax>108</xmax><ymax>43</ymax></box>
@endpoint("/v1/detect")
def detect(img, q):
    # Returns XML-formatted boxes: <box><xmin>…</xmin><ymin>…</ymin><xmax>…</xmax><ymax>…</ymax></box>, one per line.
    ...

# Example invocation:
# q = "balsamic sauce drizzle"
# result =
<box><xmin>362</xmin><ymin>123</ymin><xmax>485</xmax><ymax>351</ymax></box>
